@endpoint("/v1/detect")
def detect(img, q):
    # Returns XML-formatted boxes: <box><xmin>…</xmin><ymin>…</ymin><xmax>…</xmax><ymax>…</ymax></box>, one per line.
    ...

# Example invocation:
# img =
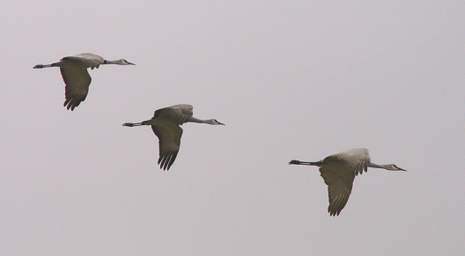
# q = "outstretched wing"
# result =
<box><xmin>151</xmin><ymin>120</ymin><xmax>183</xmax><ymax>170</ymax></box>
<box><xmin>60</xmin><ymin>65</ymin><xmax>91</xmax><ymax>111</ymax></box>
<box><xmin>175</xmin><ymin>104</ymin><xmax>194</xmax><ymax>118</ymax></box>
<box><xmin>324</xmin><ymin>148</ymin><xmax>370</xmax><ymax>176</ymax></box>
<box><xmin>319</xmin><ymin>164</ymin><xmax>356</xmax><ymax>216</ymax></box>
<box><xmin>62</xmin><ymin>53</ymin><xmax>104</xmax><ymax>68</ymax></box>
<box><xmin>153</xmin><ymin>104</ymin><xmax>194</xmax><ymax>124</ymax></box>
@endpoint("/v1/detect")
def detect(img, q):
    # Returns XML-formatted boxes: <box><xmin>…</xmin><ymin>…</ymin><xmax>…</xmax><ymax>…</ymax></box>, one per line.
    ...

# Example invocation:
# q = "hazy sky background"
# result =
<box><xmin>1</xmin><ymin>0</ymin><xmax>464</xmax><ymax>255</ymax></box>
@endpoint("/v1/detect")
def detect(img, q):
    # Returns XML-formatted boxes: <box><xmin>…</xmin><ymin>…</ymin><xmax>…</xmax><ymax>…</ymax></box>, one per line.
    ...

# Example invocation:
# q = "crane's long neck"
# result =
<box><xmin>367</xmin><ymin>162</ymin><xmax>406</xmax><ymax>171</ymax></box>
<box><xmin>367</xmin><ymin>162</ymin><xmax>391</xmax><ymax>169</ymax></box>
<box><xmin>187</xmin><ymin>116</ymin><xmax>212</xmax><ymax>124</ymax></box>
<box><xmin>289</xmin><ymin>160</ymin><xmax>323</xmax><ymax>166</ymax></box>
<box><xmin>103</xmin><ymin>59</ymin><xmax>120</xmax><ymax>64</ymax></box>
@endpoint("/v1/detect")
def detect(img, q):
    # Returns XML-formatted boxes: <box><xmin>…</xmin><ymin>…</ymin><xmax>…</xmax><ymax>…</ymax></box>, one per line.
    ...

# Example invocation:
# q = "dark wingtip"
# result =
<box><xmin>157</xmin><ymin>153</ymin><xmax>177</xmax><ymax>171</ymax></box>
<box><xmin>64</xmin><ymin>98</ymin><xmax>79</xmax><ymax>111</ymax></box>
<box><xmin>328</xmin><ymin>210</ymin><xmax>340</xmax><ymax>217</ymax></box>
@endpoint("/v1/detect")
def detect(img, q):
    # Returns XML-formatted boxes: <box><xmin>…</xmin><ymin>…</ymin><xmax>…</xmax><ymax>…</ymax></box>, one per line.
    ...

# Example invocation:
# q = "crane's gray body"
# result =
<box><xmin>33</xmin><ymin>53</ymin><xmax>134</xmax><ymax>111</ymax></box>
<box><xmin>290</xmin><ymin>148</ymin><xmax>405</xmax><ymax>216</ymax></box>
<box><xmin>123</xmin><ymin>104</ymin><xmax>224</xmax><ymax>171</ymax></box>
<box><xmin>61</xmin><ymin>53</ymin><xmax>105</xmax><ymax>69</ymax></box>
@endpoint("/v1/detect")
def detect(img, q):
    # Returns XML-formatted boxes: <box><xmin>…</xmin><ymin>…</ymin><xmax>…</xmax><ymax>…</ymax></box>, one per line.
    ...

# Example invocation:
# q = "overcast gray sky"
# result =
<box><xmin>1</xmin><ymin>0</ymin><xmax>465</xmax><ymax>255</ymax></box>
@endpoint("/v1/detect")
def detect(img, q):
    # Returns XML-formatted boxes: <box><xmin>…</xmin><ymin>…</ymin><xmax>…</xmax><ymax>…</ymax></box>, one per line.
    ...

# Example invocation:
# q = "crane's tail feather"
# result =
<box><xmin>289</xmin><ymin>160</ymin><xmax>302</xmax><ymax>165</ymax></box>
<box><xmin>289</xmin><ymin>160</ymin><xmax>321</xmax><ymax>166</ymax></box>
<box><xmin>122</xmin><ymin>122</ymin><xmax>138</xmax><ymax>127</ymax></box>
<box><xmin>122</xmin><ymin>120</ymin><xmax>151</xmax><ymax>127</ymax></box>
<box><xmin>33</xmin><ymin>64</ymin><xmax>46</xmax><ymax>69</ymax></box>
<box><xmin>33</xmin><ymin>62</ymin><xmax>60</xmax><ymax>69</ymax></box>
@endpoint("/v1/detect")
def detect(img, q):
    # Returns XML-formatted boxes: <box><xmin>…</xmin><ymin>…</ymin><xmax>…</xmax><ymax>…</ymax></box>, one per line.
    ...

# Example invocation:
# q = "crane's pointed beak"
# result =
<box><xmin>394</xmin><ymin>165</ymin><xmax>407</xmax><ymax>171</ymax></box>
<box><xmin>128</xmin><ymin>61</ymin><xmax>135</xmax><ymax>65</ymax></box>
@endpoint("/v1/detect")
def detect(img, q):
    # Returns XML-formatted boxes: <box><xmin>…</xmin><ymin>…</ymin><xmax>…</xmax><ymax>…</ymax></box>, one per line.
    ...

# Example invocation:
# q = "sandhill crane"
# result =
<box><xmin>33</xmin><ymin>53</ymin><xmax>134</xmax><ymax>110</ymax></box>
<box><xmin>122</xmin><ymin>104</ymin><xmax>224</xmax><ymax>170</ymax></box>
<box><xmin>289</xmin><ymin>148</ymin><xmax>406</xmax><ymax>216</ymax></box>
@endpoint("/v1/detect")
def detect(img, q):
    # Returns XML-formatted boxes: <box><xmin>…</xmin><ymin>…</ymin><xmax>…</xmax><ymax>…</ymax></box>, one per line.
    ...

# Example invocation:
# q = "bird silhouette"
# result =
<box><xmin>289</xmin><ymin>148</ymin><xmax>406</xmax><ymax>216</ymax></box>
<box><xmin>123</xmin><ymin>104</ymin><xmax>224</xmax><ymax>170</ymax></box>
<box><xmin>33</xmin><ymin>53</ymin><xmax>134</xmax><ymax>110</ymax></box>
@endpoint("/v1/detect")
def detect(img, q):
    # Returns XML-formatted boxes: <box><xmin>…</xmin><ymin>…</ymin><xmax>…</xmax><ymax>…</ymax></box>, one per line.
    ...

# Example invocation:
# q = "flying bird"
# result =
<box><xmin>289</xmin><ymin>148</ymin><xmax>406</xmax><ymax>216</ymax></box>
<box><xmin>33</xmin><ymin>53</ymin><xmax>135</xmax><ymax>110</ymax></box>
<box><xmin>122</xmin><ymin>104</ymin><xmax>224</xmax><ymax>170</ymax></box>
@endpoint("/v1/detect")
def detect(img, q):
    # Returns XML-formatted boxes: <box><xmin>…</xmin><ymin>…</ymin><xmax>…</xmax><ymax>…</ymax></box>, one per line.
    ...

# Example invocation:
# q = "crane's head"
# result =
<box><xmin>115</xmin><ymin>59</ymin><xmax>135</xmax><ymax>65</ymax></box>
<box><xmin>385</xmin><ymin>164</ymin><xmax>407</xmax><ymax>171</ymax></box>
<box><xmin>207</xmin><ymin>119</ymin><xmax>225</xmax><ymax>125</ymax></box>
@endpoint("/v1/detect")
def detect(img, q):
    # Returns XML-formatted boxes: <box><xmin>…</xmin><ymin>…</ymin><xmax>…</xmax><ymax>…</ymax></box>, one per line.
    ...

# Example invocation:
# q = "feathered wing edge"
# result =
<box><xmin>151</xmin><ymin>122</ymin><xmax>183</xmax><ymax>171</ymax></box>
<box><xmin>319</xmin><ymin>165</ymin><xmax>356</xmax><ymax>216</ymax></box>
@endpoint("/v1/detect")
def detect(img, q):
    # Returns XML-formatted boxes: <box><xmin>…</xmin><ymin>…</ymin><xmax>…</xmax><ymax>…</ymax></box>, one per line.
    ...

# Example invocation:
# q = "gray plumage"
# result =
<box><xmin>33</xmin><ymin>53</ymin><xmax>134</xmax><ymax>110</ymax></box>
<box><xmin>289</xmin><ymin>148</ymin><xmax>406</xmax><ymax>216</ymax></box>
<box><xmin>123</xmin><ymin>104</ymin><xmax>224</xmax><ymax>171</ymax></box>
